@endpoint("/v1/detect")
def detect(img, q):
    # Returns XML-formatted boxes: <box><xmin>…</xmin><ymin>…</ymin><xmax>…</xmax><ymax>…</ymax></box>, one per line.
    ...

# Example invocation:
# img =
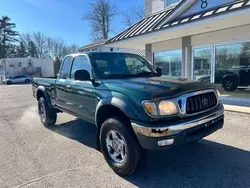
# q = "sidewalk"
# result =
<box><xmin>222</xmin><ymin>96</ymin><xmax>250</xmax><ymax>114</ymax></box>
<box><xmin>218</xmin><ymin>86</ymin><xmax>250</xmax><ymax>114</ymax></box>
<box><xmin>221</xmin><ymin>96</ymin><xmax>250</xmax><ymax>107</ymax></box>
<box><xmin>224</xmin><ymin>104</ymin><xmax>250</xmax><ymax>114</ymax></box>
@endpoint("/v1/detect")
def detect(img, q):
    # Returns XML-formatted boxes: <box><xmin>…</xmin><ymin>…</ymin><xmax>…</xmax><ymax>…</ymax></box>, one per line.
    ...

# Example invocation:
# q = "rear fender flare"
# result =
<box><xmin>37</xmin><ymin>86</ymin><xmax>53</xmax><ymax>108</ymax></box>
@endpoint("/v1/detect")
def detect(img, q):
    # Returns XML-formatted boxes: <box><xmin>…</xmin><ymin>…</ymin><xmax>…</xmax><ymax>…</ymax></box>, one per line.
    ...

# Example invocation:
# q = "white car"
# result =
<box><xmin>3</xmin><ymin>75</ymin><xmax>32</xmax><ymax>85</ymax></box>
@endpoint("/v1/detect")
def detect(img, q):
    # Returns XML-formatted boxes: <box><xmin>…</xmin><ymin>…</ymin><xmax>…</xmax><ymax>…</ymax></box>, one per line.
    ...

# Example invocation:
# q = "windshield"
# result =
<box><xmin>89</xmin><ymin>53</ymin><xmax>157</xmax><ymax>79</ymax></box>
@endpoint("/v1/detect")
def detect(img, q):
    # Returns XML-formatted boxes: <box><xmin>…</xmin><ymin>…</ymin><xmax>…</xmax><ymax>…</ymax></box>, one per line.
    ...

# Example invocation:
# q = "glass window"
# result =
<box><xmin>154</xmin><ymin>49</ymin><xmax>182</xmax><ymax>77</ymax></box>
<box><xmin>59</xmin><ymin>56</ymin><xmax>73</xmax><ymax>79</ymax></box>
<box><xmin>193</xmin><ymin>47</ymin><xmax>212</xmax><ymax>83</ymax></box>
<box><xmin>70</xmin><ymin>56</ymin><xmax>91</xmax><ymax>79</ymax></box>
<box><xmin>90</xmin><ymin>52</ymin><xmax>156</xmax><ymax>79</ymax></box>
<box><xmin>215</xmin><ymin>42</ymin><xmax>250</xmax><ymax>90</ymax></box>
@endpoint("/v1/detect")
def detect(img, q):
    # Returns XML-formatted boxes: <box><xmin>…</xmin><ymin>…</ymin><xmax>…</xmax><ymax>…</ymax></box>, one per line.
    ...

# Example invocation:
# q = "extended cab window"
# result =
<box><xmin>60</xmin><ymin>56</ymin><xmax>73</xmax><ymax>79</ymax></box>
<box><xmin>70</xmin><ymin>56</ymin><xmax>91</xmax><ymax>79</ymax></box>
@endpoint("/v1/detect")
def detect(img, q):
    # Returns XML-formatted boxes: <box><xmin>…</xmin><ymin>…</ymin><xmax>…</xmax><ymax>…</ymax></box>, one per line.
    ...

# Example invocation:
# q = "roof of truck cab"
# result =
<box><xmin>68</xmin><ymin>51</ymin><xmax>141</xmax><ymax>57</ymax></box>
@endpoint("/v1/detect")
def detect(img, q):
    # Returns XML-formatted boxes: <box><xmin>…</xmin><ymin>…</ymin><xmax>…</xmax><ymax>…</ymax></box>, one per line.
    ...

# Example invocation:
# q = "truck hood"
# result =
<box><xmin>103</xmin><ymin>76</ymin><xmax>216</xmax><ymax>102</ymax></box>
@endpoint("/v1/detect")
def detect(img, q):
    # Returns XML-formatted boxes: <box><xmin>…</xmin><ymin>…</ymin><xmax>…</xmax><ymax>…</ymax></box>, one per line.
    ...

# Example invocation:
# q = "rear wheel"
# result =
<box><xmin>99</xmin><ymin>117</ymin><xmax>146</xmax><ymax>176</ymax></box>
<box><xmin>7</xmin><ymin>81</ymin><xmax>12</xmax><ymax>85</ymax></box>
<box><xmin>38</xmin><ymin>97</ymin><xmax>57</xmax><ymax>127</ymax></box>
<box><xmin>222</xmin><ymin>77</ymin><xmax>237</xmax><ymax>91</ymax></box>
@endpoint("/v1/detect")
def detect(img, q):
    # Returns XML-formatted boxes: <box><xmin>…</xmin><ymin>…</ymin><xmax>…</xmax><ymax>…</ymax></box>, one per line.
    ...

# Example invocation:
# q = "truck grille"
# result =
<box><xmin>186</xmin><ymin>92</ymin><xmax>217</xmax><ymax>114</ymax></box>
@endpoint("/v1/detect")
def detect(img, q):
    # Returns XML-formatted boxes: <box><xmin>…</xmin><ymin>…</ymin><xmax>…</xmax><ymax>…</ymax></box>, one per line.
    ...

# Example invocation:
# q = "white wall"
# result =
<box><xmin>191</xmin><ymin>25</ymin><xmax>250</xmax><ymax>46</ymax></box>
<box><xmin>0</xmin><ymin>57</ymin><xmax>54</xmax><ymax>77</ymax></box>
<box><xmin>41</xmin><ymin>59</ymin><xmax>54</xmax><ymax>77</ymax></box>
<box><xmin>152</xmin><ymin>38</ymin><xmax>182</xmax><ymax>52</ymax></box>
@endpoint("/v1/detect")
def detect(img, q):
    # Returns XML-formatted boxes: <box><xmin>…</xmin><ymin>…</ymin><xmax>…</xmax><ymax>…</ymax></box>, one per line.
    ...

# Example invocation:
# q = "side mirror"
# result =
<box><xmin>156</xmin><ymin>68</ymin><xmax>162</xmax><ymax>76</ymax></box>
<box><xmin>74</xmin><ymin>69</ymin><xmax>91</xmax><ymax>81</ymax></box>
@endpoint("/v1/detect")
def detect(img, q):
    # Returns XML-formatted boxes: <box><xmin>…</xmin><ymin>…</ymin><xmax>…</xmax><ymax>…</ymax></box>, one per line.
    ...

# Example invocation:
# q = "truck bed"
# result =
<box><xmin>32</xmin><ymin>77</ymin><xmax>57</xmax><ymax>100</ymax></box>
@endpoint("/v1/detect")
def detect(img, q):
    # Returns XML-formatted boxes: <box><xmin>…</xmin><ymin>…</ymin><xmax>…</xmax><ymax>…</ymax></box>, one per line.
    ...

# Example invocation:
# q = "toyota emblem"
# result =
<box><xmin>201</xmin><ymin>96</ymin><xmax>208</xmax><ymax>106</ymax></box>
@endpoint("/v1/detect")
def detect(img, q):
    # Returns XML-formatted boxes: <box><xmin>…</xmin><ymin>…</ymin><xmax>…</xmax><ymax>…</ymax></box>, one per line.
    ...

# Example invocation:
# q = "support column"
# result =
<box><xmin>182</xmin><ymin>36</ymin><xmax>192</xmax><ymax>79</ymax></box>
<box><xmin>145</xmin><ymin>43</ymin><xmax>153</xmax><ymax>64</ymax></box>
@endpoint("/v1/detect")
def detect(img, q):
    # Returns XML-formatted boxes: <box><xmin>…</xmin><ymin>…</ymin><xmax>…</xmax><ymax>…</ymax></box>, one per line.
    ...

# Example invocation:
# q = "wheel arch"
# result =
<box><xmin>222</xmin><ymin>73</ymin><xmax>238</xmax><ymax>83</ymax></box>
<box><xmin>36</xmin><ymin>86</ymin><xmax>53</xmax><ymax>108</ymax></box>
<box><xmin>94</xmin><ymin>97</ymin><xmax>142</xmax><ymax>148</ymax></box>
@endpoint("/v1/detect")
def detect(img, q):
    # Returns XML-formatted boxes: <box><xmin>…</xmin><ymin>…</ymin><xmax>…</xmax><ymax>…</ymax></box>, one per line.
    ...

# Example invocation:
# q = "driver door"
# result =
<box><xmin>67</xmin><ymin>55</ymin><xmax>97</xmax><ymax>123</ymax></box>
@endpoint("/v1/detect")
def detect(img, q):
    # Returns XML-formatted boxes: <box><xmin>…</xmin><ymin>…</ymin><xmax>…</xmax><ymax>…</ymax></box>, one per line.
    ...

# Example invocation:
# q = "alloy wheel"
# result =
<box><xmin>106</xmin><ymin>130</ymin><xmax>127</xmax><ymax>164</ymax></box>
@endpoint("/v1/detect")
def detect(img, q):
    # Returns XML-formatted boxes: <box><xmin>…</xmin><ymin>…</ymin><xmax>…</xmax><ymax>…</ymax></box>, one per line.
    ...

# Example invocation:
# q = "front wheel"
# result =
<box><xmin>25</xmin><ymin>79</ymin><xmax>30</xmax><ymax>83</ymax></box>
<box><xmin>38</xmin><ymin>97</ymin><xmax>57</xmax><ymax>127</ymax></box>
<box><xmin>99</xmin><ymin>117</ymin><xmax>146</xmax><ymax>176</ymax></box>
<box><xmin>7</xmin><ymin>81</ymin><xmax>12</xmax><ymax>85</ymax></box>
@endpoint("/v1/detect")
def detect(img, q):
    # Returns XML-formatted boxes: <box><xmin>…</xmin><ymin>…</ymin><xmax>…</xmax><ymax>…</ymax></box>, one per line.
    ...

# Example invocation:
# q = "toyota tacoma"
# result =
<box><xmin>32</xmin><ymin>52</ymin><xmax>224</xmax><ymax>176</ymax></box>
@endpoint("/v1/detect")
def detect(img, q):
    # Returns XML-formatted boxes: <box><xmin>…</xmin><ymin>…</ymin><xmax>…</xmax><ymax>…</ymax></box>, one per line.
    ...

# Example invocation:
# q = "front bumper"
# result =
<box><xmin>131</xmin><ymin>104</ymin><xmax>224</xmax><ymax>150</ymax></box>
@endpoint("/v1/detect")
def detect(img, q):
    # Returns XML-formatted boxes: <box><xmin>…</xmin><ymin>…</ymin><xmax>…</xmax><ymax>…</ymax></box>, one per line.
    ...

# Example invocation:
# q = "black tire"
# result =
<box><xmin>38</xmin><ymin>97</ymin><xmax>57</xmax><ymax>127</ymax></box>
<box><xmin>7</xmin><ymin>81</ymin><xmax>12</xmax><ymax>85</ymax></box>
<box><xmin>25</xmin><ymin>79</ymin><xmax>30</xmax><ymax>83</ymax></box>
<box><xmin>222</xmin><ymin>77</ymin><xmax>237</xmax><ymax>91</ymax></box>
<box><xmin>99</xmin><ymin>117</ymin><xmax>147</xmax><ymax>176</ymax></box>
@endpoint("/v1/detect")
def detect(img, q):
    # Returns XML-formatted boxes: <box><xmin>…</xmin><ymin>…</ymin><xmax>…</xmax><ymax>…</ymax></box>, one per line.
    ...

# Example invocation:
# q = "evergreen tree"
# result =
<box><xmin>27</xmin><ymin>40</ymin><xmax>38</xmax><ymax>57</ymax></box>
<box><xmin>241</xmin><ymin>42</ymin><xmax>250</xmax><ymax>57</ymax></box>
<box><xmin>16</xmin><ymin>41</ymin><xmax>27</xmax><ymax>57</ymax></box>
<box><xmin>6</xmin><ymin>44</ymin><xmax>17</xmax><ymax>57</ymax></box>
<box><xmin>0</xmin><ymin>16</ymin><xmax>19</xmax><ymax>59</ymax></box>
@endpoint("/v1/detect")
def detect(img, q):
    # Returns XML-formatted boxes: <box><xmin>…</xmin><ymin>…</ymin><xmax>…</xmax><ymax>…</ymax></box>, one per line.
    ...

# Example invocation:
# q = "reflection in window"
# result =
<box><xmin>71</xmin><ymin>56</ymin><xmax>91</xmax><ymax>79</ymax></box>
<box><xmin>215</xmin><ymin>42</ymin><xmax>250</xmax><ymax>86</ymax></box>
<box><xmin>154</xmin><ymin>49</ymin><xmax>182</xmax><ymax>77</ymax></box>
<box><xmin>193</xmin><ymin>47</ymin><xmax>212</xmax><ymax>83</ymax></box>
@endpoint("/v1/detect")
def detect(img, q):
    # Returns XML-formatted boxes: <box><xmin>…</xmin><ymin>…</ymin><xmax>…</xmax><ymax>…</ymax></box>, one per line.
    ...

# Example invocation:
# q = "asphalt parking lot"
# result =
<box><xmin>1</xmin><ymin>85</ymin><xmax>250</xmax><ymax>188</ymax></box>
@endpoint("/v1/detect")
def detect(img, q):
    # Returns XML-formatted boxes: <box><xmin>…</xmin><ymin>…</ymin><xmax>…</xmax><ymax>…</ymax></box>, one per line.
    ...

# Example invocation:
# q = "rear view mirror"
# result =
<box><xmin>156</xmin><ymin>68</ymin><xmax>162</xmax><ymax>76</ymax></box>
<box><xmin>74</xmin><ymin>69</ymin><xmax>91</xmax><ymax>81</ymax></box>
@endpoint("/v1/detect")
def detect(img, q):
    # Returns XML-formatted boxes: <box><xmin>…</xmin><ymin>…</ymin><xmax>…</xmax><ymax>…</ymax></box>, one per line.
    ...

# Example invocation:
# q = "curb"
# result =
<box><xmin>224</xmin><ymin>104</ymin><xmax>250</xmax><ymax>114</ymax></box>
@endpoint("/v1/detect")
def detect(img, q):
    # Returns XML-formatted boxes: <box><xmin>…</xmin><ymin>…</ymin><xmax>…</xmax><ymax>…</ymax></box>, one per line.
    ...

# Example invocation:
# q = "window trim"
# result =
<box><xmin>59</xmin><ymin>56</ymin><xmax>73</xmax><ymax>79</ymax></box>
<box><xmin>69</xmin><ymin>55</ymin><xmax>93</xmax><ymax>80</ymax></box>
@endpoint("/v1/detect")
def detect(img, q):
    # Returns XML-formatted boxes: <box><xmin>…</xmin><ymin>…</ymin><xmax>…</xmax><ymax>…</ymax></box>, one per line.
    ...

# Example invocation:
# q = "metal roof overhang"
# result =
<box><xmin>108</xmin><ymin>2</ymin><xmax>250</xmax><ymax>49</ymax></box>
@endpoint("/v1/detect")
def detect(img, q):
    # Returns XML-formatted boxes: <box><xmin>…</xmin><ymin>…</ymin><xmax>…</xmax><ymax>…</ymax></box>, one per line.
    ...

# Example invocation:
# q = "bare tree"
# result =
<box><xmin>50</xmin><ymin>39</ymin><xmax>66</xmax><ymax>59</ymax></box>
<box><xmin>33</xmin><ymin>32</ymin><xmax>50</xmax><ymax>58</ymax></box>
<box><xmin>83</xmin><ymin>0</ymin><xmax>117</xmax><ymax>41</ymax></box>
<box><xmin>21</xmin><ymin>32</ymin><xmax>79</xmax><ymax>60</ymax></box>
<box><xmin>51</xmin><ymin>40</ymin><xmax>78</xmax><ymax>59</ymax></box>
<box><xmin>123</xmin><ymin>3</ymin><xmax>145</xmax><ymax>27</ymax></box>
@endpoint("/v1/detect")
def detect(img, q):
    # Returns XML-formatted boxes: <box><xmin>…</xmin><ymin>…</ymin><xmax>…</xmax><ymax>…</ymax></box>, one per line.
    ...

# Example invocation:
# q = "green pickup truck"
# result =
<box><xmin>32</xmin><ymin>52</ymin><xmax>224</xmax><ymax>176</ymax></box>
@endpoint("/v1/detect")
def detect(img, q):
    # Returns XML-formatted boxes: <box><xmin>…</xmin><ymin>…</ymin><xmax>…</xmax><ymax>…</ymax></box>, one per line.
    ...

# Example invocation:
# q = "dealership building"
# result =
<box><xmin>107</xmin><ymin>0</ymin><xmax>250</xmax><ymax>91</ymax></box>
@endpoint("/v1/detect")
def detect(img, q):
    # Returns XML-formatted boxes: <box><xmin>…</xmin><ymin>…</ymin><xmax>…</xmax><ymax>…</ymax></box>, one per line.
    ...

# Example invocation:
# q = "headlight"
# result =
<box><xmin>159</xmin><ymin>101</ymin><xmax>179</xmax><ymax>116</ymax></box>
<box><xmin>143</xmin><ymin>100</ymin><xmax>179</xmax><ymax>117</ymax></box>
<box><xmin>216</xmin><ymin>89</ymin><xmax>221</xmax><ymax>100</ymax></box>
